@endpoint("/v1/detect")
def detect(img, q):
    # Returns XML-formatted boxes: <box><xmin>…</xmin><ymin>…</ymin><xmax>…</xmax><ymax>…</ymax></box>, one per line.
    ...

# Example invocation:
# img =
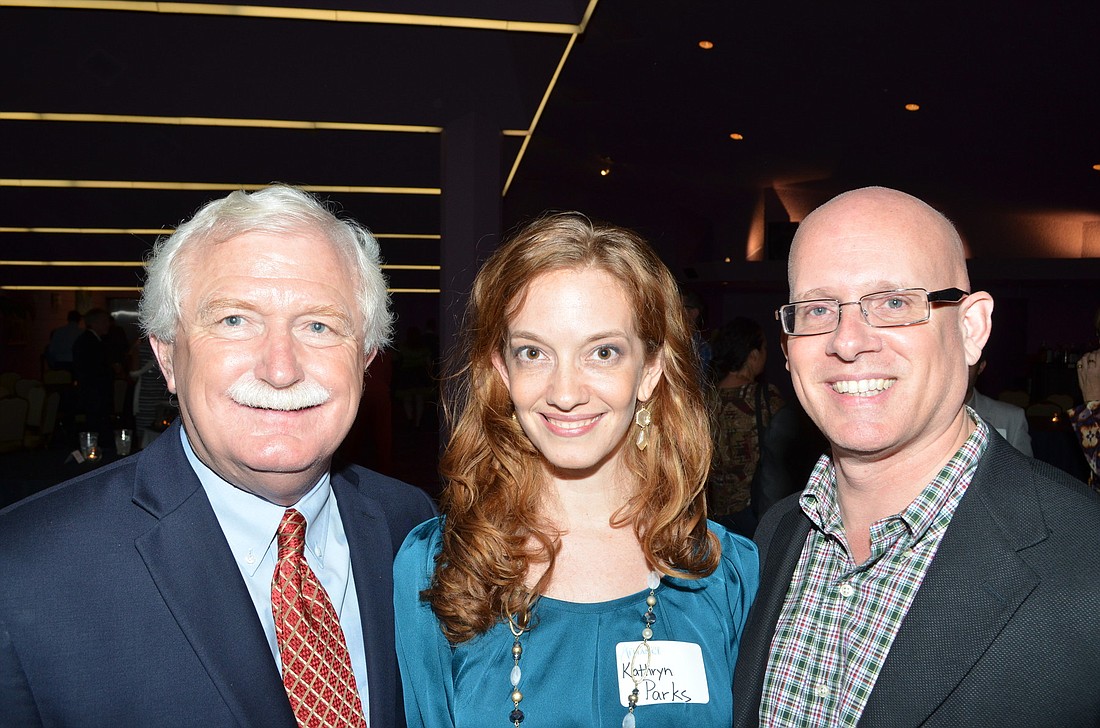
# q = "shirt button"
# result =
<box><xmin>814</xmin><ymin>683</ymin><xmax>831</xmax><ymax>699</ymax></box>
<box><xmin>838</xmin><ymin>582</ymin><xmax>855</xmax><ymax>598</ymax></box>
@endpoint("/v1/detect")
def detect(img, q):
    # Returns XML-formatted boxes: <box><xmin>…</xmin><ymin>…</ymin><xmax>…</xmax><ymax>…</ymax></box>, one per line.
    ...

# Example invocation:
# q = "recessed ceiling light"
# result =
<box><xmin>698</xmin><ymin>40</ymin><xmax>714</xmax><ymax>50</ymax></box>
<box><xmin>729</xmin><ymin>133</ymin><xmax>744</xmax><ymax>141</ymax></box>
<box><xmin>724</xmin><ymin>257</ymin><xmax>731</xmax><ymax>263</ymax></box>
<box><xmin>904</xmin><ymin>103</ymin><xmax>921</xmax><ymax>112</ymax></box>
<box><xmin>599</xmin><ymin>168</ymin><xmax>611</xmax><ymax>176</ymax></box>
<box><xmin>1093</xmin><ymin>163</ymin><xmax>1100</xmax><ymax>171</ymax></box>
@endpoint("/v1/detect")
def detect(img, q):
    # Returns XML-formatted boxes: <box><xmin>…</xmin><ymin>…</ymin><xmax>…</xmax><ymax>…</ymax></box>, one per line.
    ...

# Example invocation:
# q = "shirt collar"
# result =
<box><xmin>800</xmin><ymin>408</ymin><xmax>990</xmax><ymax>543</ymax></box>
<box><xmin>179</xmin><ymin>427</ymin><xmax>334</xmax><ymax>576</ymax></box>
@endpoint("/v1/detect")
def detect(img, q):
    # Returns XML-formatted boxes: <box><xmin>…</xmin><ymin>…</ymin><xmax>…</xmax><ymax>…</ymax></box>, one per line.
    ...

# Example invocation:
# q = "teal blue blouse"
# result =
<box><xmin>394</xmin><ymin>517</ymin><xmax>759</xmax><ymax>727</ymax></box>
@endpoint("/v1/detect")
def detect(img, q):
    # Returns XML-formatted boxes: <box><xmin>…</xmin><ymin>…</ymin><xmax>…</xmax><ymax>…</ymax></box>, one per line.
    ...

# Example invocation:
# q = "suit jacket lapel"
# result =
<box><xmin>735</xmin><ymin>501</ymin><xmax>812</xmax><ymax>727</ymax></box>
<box><xmin>333</xmin><ymin>468</ymin><xmax>402</xmax><ymax>728</ymax></box>
<box><xmin>131</xmin><ymin>424</ymin><xmax>296</xmax><ymax>728</ymax></box>
<box><xmin>862</xmin><ymin>439</ymin><xmax>1045</xmax><ymax>725</ymax></box>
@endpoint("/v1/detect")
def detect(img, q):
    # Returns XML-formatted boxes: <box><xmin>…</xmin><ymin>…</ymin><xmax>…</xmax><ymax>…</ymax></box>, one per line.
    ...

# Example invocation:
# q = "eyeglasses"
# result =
<box><xmin>775</xmin><ymin>287</ymin><xmax>969</xmax><ymax>337</ymax></box>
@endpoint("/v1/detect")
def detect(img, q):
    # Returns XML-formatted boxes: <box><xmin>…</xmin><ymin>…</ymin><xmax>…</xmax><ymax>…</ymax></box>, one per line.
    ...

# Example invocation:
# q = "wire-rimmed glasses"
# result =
<box><xmin>775</xmin><ymin>287</ymin><xmax>969</xmax><ymax>337</ymax></box>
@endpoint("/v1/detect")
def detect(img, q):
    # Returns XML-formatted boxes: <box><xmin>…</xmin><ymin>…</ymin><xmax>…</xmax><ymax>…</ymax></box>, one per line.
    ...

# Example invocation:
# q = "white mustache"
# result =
<box><xmin>227</xmin><ymin>377</ymin><xmax>331</xmax><ymax>411</ymax></box>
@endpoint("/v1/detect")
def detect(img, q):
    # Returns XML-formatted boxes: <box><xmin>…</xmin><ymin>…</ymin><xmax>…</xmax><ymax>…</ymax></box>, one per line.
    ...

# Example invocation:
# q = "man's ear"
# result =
<box><xmin>959</xmin><ymin>291</ymin><xmax>994</xmax><ymax>367</ymax></box>
<box><xmin>148</xmin><ymin>335</ymin><xmax>177</xmax><ymax>394</ymax></box>
<box><xmin>780</xmin><ymin>334</ymin><xmax>791</xmax><ymax>372</ymax></box>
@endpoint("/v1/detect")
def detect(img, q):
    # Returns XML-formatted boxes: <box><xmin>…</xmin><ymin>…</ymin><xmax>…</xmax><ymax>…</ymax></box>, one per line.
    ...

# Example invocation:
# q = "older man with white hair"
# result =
<box><xmin>0</xmin><ymin>185</ymin><xmax>435</xmax><ymax>727</ymax></box>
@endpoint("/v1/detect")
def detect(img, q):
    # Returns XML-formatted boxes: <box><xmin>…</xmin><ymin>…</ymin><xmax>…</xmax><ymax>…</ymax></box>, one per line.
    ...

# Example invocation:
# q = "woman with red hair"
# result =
<box><xmin>394</xmin><ymin>212</ymin><xmax>758</xmax><ymax>727</ymax></box>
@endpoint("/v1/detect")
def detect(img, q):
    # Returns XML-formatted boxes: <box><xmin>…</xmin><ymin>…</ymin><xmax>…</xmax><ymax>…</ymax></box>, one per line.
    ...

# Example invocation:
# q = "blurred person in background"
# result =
<box><xmin>708</xmin><ymin>317</ymin><xmax>784</xmax><ymax>537</ymax></box>
<box><xmin>965</xmin><ymin>356</ymin><xmax>1032</xmax><ymax>456</ymax></box>
<box><xmin>1069</xmin><ymin>306</ymin><xmax>1100</xmax><ymax>492</ymax></box>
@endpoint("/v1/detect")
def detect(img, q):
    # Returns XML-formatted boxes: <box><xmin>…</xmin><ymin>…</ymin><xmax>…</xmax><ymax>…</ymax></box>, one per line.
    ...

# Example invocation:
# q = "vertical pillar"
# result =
<box><xmin>440</xmin><ymin>112</ymin><xmax>502</xmax><ymax>351</ymax></box>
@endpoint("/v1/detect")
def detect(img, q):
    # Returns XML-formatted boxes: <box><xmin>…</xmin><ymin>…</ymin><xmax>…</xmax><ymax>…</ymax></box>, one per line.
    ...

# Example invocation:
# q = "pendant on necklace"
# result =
<box><xmin>506</xmin><ymin>570</ymin><xmax>661</xmax><ymax>727</ymax></box>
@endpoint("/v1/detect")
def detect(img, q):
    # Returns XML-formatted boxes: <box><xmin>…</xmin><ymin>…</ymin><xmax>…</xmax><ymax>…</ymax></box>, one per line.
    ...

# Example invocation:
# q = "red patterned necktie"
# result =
<box><xmin>272</xmin><ymin>508</ymin><xmax>367</xmax><ymax>728</ymax></box>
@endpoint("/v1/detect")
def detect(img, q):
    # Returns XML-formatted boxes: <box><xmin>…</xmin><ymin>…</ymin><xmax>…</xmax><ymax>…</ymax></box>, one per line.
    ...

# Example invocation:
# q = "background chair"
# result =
<box><xmin>22</xmin><ymin>385</ymin><xmax>45</xmax><ymax>432</ymax></box>
<box><xmin>998</xmin><ymin>389</ymin><xmax>1031</xmax><ymax>409</ymax></box>
<box><xmin>0</xmin><ymin>398</ymin><xmax>29</xmax><ymax>453</ymax></box>
<box><xmin>1025</xmin><ymin>402</ymin><xmax>1061</xmax><ymax>420</ymax></box>
<box><xmin>24</xmin><ymin>391</ymin><xmax>60</xmax><ymax>450</ymax></box>
<box><xmin>0</xmin><ymin>372</ymin><xmax>20</xmax><ymax>393</ymax></box>
<box><xmin>1044</xmin><ymin>393</ymin><xmax>1075</xmax><ymax>411</ymax></box>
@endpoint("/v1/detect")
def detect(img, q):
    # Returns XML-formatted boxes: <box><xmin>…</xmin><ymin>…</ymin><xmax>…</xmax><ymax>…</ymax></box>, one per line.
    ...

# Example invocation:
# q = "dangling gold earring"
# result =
<box><xmin>634</xmin><ymin>404</ymin><xmax>652</xmax><ymax>451</ymax></box>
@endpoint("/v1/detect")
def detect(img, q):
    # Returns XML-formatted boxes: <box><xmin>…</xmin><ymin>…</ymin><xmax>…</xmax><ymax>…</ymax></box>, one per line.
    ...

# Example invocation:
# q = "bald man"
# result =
<box><xmin>733</xmin><ymin>187</ymin><xmax>1100</xmax><ymax>727</ymax></box>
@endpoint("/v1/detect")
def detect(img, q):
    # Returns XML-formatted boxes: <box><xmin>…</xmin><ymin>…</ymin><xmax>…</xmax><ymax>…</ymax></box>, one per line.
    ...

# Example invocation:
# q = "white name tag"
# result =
<box><xmin>615</xmin><ymin>640</ymin><xmax>709</xmax><ymax>706</ymax></box>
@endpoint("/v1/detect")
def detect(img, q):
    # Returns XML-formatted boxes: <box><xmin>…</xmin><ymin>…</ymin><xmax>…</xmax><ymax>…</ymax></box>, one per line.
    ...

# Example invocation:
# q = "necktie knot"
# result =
<box><xmin>277</xmin><ymin>508</ymin><xmax>307</xmax><ymax>559</ymax></box>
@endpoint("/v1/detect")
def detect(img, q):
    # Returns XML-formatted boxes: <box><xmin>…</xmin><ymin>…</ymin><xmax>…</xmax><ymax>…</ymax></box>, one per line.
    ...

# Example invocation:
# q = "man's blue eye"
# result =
<box><xmin>884</xmin><ymin>297</ymin><xmax>907</xmax><ymax>310</ymax></box>
<box><xmin>309</xmin><ymin>322</ymin><xmax>328</xmax><ymax>334</ymax></box>
<box><xmin>224</xmin><ymin>315</ymin><xmax>243</xmax><ymax>326</ymax></box>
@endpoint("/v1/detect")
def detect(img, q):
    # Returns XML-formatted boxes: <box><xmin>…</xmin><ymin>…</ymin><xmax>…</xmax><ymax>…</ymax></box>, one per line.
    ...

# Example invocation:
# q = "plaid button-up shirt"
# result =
<box><xmin>759</xmin><ymin>411</ymin><xmax>989</xmax><ymax>727</ymax></box>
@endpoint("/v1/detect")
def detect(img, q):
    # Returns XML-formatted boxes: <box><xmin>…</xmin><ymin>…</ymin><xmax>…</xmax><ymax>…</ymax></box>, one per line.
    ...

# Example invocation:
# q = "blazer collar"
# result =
<box><xmin>332</xmin><ymin>467</ymin><xmax>403</xmax><ymax>728</ymax></box>
<box><xmin>733</xmin><ymin>498</ymin><xmax>810</xmax><ymax>726</ymax></box>
<box><xmin>130</xmin><ymin>421</ymin><xmax>202</xmax><ymax>518</ymax></box>
<box><xmin>131</xmin><ymin>421</ymin><xmax>296</xmax><ymax>727</ymax></box>
<box><xmin>863</xmin><ymin>437</ymin><xmax>1046</xmax><ymax>723</ymax></box>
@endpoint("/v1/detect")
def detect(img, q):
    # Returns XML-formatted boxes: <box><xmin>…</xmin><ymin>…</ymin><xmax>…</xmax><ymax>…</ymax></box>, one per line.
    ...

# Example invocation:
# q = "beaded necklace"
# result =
<box><xmin>507</xmin><ymin>570</ymin><xmax>662</xmax><ymax>727</ymax></box>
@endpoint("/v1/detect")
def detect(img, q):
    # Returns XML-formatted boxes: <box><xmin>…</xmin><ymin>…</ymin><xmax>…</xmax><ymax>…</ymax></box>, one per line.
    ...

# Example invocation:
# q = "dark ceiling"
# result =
<box><xmin>3</xmin><ymin>0</ymin><xmax>1099</xmax><ymax>296</ymax></box>
<box><xmin>506</xmin><ymin>0</ymin><xmax>1100</xmax><ymax>280</ymax></box>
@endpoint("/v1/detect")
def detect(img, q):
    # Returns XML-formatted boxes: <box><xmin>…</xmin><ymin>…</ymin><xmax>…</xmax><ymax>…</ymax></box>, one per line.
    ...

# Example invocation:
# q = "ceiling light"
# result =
<box><xmin>0</xmin><ymin>260</ymin><xmax>143</xmax><ymax>267</ymax></box>
<box><xmin>0</xmin><ymin>3</ymin><xmax>585</xmax><ymax>34</ymax></box>
<box><xmin>0</xmin><ymin>227</ymin><xmax>170</xmax><ymax>235</ymax></box>
<box><xmin>904</xmin><ymin>103</ymin><xmax>920</xmax><ymax>112</ymax></box>
<box><xmin>0</xmin><ymin>111</ymin><xmax>445</xmax><ymax>134</ymax></box>
<box><xmin>599</xmin><ymin>168</ymin><xmax>611</xmax><ymax>176</ymax></box>
<box><xmin>729</xmin><ymin>133</ymin><xmax>744</xmax><ymax>141</ymax></box>
<box><xmin>0</xmin><ymin>284</ymin><xmax>439</xmax><ymax>294</ymax></box>
<box><xmin>0</xmin><ymin>285</ymin><xmax>143</xmax><ymax>292</ymax></box>
<box><xmin>724</xmin><ymin>257</ymin><xmax>731</xmax><ymax>263</ymax></box>
<box><xmin>1093</xmin><ymin>164</ymin><xmax>1100</xmax><ymax>171</ymax></box>
<box><xmin>0</xmin><ymin>227</ymin><xmax>440</xmax><ymax>239</ymax></box>
<box><xmin>0</xmin><ymin>179</ymin><xmax>440</xmax><ymax>195</ymax></box>
<box><xmin>698</xmin><ymin>40</ymin><xmax>714</xmax><ymax>50</ymax></box>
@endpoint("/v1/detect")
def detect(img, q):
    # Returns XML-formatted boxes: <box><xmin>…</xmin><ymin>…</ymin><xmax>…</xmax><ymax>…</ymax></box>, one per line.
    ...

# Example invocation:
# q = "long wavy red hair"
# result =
<box><xmin>425</xmin><ymin>212</ymin><xmax>719</xmax><ymax>643</ymax></box>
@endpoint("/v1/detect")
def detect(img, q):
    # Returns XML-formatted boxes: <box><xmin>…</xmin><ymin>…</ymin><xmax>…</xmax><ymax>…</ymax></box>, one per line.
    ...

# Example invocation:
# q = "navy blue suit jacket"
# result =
<box><xmin>733</xmin><ymin>434</ymin><xmax>1100</xmax><ymax>727</ymax></box>
<box><xmin>0</xmin><ymin>421</ymin><xmax>436</xmax><ymax>727</ymax></box>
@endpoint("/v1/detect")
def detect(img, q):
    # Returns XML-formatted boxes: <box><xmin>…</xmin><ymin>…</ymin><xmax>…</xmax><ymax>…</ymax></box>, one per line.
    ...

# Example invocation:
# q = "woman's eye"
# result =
<box><xmin>595</xmin><ymin>346</ymin><xmax>616</xmax><ymax>360</ymax></box>
<box><xmin>513</xmin><ymin>345</ymin><xmax>546</xmax><ymax>362</ymax></box>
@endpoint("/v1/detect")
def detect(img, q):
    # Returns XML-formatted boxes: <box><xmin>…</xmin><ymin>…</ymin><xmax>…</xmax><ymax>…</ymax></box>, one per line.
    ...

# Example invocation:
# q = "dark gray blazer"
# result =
<box><xmin>0</xmin><ymin>420</ymin><xmax>436</xmax><ymax>728</ymax></box>
<box><xmin>733</xmin><ymin>433</ymin><xmax>1100</xmax><ymax>727</ymax></box>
